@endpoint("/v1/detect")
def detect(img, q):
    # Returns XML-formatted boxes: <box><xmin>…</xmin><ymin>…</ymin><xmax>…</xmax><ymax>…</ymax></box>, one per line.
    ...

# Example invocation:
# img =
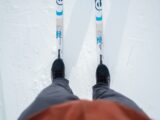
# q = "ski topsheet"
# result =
<box><xmin>56</xmin><ymin>0</ymin><xmax>104</xmax><ymax>61</ymax></box>
<box><xmin>95</xmin><ymin>0</ymin><xmax>103</xmax><ymax>64</ymax></box>
<box><xmin>56</xmin><ymin>0</ymin><xmax>63</xmax><ymax>58</ymax></box>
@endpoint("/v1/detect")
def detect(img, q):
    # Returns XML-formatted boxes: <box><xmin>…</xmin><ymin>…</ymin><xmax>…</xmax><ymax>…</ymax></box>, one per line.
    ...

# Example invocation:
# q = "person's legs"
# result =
<box><xmin>19</xmin><ymin>78</ymin><xmax>79</xmax><ymax>120</ymax></box>
<box><xmin>93</xmin><ymin>83</ymin><xmax>143</xmax><ymax>112</ymax></box>
<box><xmin>93</xmin><ymin>64</ymin><xmax>143</xmax><ymax>113</ymax></box>
<box><xmin>19</xmin><ymin>58</ymin><xmax>79</xmax><ymax>120</ymax></box>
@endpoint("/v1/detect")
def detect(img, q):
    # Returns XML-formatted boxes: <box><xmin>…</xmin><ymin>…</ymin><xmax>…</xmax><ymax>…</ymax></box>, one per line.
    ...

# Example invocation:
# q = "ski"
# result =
<box><xmin>56</xmin><ymin>0</ymin><xmax>63</xmax><ymax>59</ymax></box>
<box><xmin>95</xmin><ymin>0</ymin><xmax>103</xmax><ymax>64</ymax></box>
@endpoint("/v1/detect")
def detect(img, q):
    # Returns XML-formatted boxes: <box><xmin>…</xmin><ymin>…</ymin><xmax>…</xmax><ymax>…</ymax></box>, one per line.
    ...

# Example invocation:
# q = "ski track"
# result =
<box><xmin>0</xmin><ymin>0</ymin><xmax>160</xmax><ymax>119</ymax></box>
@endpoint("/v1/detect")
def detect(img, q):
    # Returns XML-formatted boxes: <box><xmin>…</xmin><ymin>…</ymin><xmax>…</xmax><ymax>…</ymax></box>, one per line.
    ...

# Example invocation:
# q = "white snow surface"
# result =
<box><xmin>0</xmin><ymin>0</ymin><xmax>160</xmax><ymax>119</ymax></box>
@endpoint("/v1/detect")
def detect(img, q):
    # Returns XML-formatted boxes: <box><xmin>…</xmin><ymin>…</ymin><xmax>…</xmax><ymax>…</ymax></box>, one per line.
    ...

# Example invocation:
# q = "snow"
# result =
<box><xmin>0</xmin><ymin>0</ymin><xmax>160</xmax><ymax>119</ymax></box>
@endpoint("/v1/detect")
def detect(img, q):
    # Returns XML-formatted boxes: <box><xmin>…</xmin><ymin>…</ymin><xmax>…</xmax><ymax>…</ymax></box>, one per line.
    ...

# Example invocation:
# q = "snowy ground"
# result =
<box><xmin>0</xmin><ymin>0</ymin><xmax>160</xmax><ymax>119</ymax></box>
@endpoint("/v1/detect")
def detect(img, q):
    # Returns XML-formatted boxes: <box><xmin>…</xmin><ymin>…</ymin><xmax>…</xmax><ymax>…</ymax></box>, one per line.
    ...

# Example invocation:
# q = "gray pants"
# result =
<box><xmin>18</xmin><ymin>78</ymin><xmax>143</xmax><ymax>120</ymax></box>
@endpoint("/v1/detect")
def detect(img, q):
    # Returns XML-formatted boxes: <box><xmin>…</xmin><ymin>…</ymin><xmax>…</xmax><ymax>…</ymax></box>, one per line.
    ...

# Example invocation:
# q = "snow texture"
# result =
<box><xmin>0</xmin><ymin>0</ymin><xmax>160</xmax><ymax>119</ymax></box>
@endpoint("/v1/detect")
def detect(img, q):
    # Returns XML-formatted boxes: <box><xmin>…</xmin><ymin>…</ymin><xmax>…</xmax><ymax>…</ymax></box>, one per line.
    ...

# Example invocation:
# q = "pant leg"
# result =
<box><xmin>93</xmin><ymin>83</ymin><xmax>143</xmax><ymax>113</ymax></box>
<box><xmin>18</xmin><ymin>78</ymin><xmax>79</xmax><ymax>120</ymax></box>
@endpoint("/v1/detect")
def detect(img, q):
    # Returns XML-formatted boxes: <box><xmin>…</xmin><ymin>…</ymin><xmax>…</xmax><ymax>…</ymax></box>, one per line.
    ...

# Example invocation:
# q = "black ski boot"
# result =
<box><xmin>96</xmin><ymin>64</ymin><xmax>110</xmax><ymax>86</ymax></box>
<box><xmin>51</xmin><ymin>58</ymin><xmax>65</xmax><ymax>80</ymax></box>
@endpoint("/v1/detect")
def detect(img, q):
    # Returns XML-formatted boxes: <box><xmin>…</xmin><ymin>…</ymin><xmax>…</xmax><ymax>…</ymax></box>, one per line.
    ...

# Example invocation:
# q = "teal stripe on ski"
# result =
<box><xmin>56</xmin><ymin>31</ymin><xmax>62</xmax><ymax>39</ymax></box>
<box><xmin>96</xmin><ymin>16</ymin><xmax>103</xmax><ymax>21</ymax></box>
<box><xmin>56</xmin><ymin>11</ymin><xmax>63</xmax><ymax>16</ymax></box>
<box><xmin>97</xmin><ymin>36</ymin><xmax>102</xmax><ymax>44</ymax></box>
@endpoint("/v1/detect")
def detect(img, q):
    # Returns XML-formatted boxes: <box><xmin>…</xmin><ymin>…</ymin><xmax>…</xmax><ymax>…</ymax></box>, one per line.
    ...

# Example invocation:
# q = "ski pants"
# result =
<box><xmin>19</xmin><ymin>78</ymin><xmax>143</xmax><ymax>120</ymax></box>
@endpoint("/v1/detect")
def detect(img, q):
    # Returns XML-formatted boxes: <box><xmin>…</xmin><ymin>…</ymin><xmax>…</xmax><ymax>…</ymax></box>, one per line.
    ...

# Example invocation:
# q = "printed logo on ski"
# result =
<box><xmin>56</xmin><ymin>0</ymin><xmax>63</xmax><ymax>5</ymax></box>
<box><xmin>95</xmin><ymin>0</ymin><xmax>102</xmax><ymax>11</ymax></box>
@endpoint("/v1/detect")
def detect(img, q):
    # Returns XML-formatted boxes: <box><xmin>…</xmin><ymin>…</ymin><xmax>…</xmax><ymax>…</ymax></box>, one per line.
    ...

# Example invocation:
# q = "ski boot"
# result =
<box><xmin>96</xmin><ymin>64</ymin><xmax>110</xmax><ymax>86</ymax></box>
<box><xmin>51</xmin><ymin>58</ymin><xmax>65</xmax><ymax>80</ymax></box>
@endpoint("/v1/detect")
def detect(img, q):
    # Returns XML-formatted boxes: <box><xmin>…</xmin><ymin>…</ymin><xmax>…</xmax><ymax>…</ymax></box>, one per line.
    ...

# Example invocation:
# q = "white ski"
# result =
<box><xmin>56</xmin><ymin>0</ymin><xmax>63</xmax><ymax>58</ymax></box>
<box><xmin>95</xmin><ymin>0</ymin><xmax>103</xmax><ymax>64</ymax></box>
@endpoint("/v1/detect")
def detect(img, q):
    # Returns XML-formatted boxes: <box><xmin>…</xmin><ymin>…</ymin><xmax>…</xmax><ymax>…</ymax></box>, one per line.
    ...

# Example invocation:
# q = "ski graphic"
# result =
<box><xmin>95</xmin><ymin>0</ymin><xmax>103</xmax><ymax>64</ymax></box>
<box><xmin>56</xmin><ymin>0</ymin><xmax>63</xmax><ymax>59</ymax></box>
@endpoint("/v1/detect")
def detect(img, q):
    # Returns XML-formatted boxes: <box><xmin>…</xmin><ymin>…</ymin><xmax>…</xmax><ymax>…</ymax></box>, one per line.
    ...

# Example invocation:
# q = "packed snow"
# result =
<box><xmin>0</xmin><ymin>0</ymin><xmax>160</xmax><ymax>119</ymax></box>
